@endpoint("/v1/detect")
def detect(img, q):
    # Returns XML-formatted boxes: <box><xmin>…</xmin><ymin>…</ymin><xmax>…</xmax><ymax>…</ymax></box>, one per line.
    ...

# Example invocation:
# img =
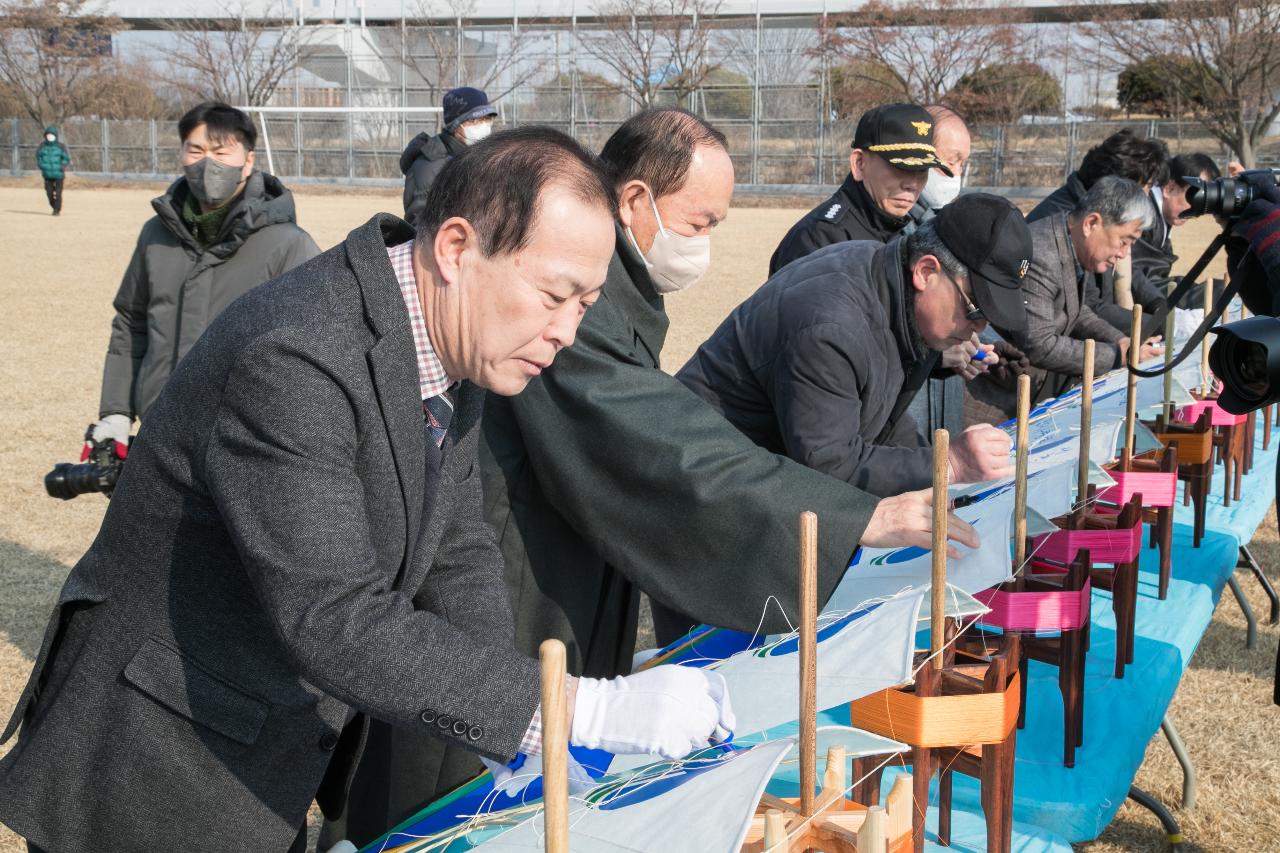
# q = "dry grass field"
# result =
<box><xmin>0</xmin><ymin>177</ymin><xmax>1275</xmax><ymax>852</ymax></box>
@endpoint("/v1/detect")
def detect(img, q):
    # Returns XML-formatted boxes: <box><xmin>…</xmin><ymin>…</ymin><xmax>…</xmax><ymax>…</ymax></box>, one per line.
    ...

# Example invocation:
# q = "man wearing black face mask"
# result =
<box><xmin>85</xmin><ymin>102</ymin><xmax>319</xmax><ymax>455</ymax></box>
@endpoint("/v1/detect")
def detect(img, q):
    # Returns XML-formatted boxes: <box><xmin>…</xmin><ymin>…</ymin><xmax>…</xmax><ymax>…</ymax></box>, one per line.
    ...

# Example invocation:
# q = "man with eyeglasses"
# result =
<box><xmin>967</xmin><ymin>176</ymin><xmax>1165</xmax><ymax>423</ymax></box>
<box><xmin>677</xmin><ymin>193</ymin><xmax>1032</xmax><ymax>498</ymax></box>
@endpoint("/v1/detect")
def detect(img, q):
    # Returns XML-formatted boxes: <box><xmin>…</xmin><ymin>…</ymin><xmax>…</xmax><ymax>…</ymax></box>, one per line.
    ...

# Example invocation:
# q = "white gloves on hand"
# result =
<box><xmin>570</xmin><ymin>665</ymin><xmax>734</xmax><ymax>760</ymax></box>
<box><xmin>89</xmin><ymin>414</ymin><xmax>132</xmax><ymax>448</ymax></box>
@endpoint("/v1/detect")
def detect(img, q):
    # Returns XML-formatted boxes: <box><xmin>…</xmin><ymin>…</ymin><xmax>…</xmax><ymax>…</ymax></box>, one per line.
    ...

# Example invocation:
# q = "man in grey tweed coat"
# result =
<box><xmin>0</xmin><ymin>128</ymin><xmax>732</xmax><ymax>853</ymax></box>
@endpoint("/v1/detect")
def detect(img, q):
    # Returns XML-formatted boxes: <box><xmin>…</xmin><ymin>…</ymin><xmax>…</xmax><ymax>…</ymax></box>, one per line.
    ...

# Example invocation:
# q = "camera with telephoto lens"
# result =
<box><xmin>44</xmin><ymin>427</ymin><xmax>126</xmax><ymax>499</ymax></box>
<box><xmin>1209</xmin><ymin>316</ymin><xmax>1280</xmax><ymax>415</ymax></box>
<box><xmin>1183</xmin><ymin>168</ymin><xmax>1280</xmax><ymax>219</ymax></box>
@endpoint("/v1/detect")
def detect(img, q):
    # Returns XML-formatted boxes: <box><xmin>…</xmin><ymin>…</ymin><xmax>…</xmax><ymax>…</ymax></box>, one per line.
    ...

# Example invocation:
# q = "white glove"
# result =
<box><xmin>89</xmin><ymin>414</ymin><xmax>131</xmax><ymax>447</ymax></box>
<box><xmin>569</xmin><ymin>665</ymin><xmax>734</xmax><ymax>760</ymax></box>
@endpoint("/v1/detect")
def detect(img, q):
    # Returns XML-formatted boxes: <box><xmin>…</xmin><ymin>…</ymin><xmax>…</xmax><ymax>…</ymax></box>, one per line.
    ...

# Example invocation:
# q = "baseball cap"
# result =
<box><xmin>443</xmin><ymin>87</ymin><xmax>498</xmax><ymax>130</ymax></box>
<box><xmin>933</xmin><ymin>193</ymin><xmax>1033</xmax><ymax>331</ymax></box>
<box><xmin>852</xmin><ymin>103</ymin><xmax>953</xmax><ymax>176</ymax></box>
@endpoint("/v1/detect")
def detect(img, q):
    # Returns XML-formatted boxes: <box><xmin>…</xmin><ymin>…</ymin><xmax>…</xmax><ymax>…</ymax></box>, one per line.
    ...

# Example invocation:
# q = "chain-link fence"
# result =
<box><xmin>15</xmin><ymin>14</ymin><xmax>1280</xmax><ymax>187</ymax></box>
<box><xmin>14</xmin><ymin>112</ymin><xmax>1275</xmax><ymax>189</ymax></box>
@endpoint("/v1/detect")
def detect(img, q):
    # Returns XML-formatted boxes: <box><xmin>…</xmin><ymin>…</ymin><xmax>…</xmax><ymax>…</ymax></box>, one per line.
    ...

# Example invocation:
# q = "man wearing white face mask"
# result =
<box><xmin>400</xmin><ymin>86</ymin><xmax>498</xmax><ymax>227</ymax></box>
<box><xmin>908</xmin><ymin>105</ymin><xmax>971</xmax><ymax>223</ymax></box>
<box><xmin>84</xmin><ymin>102</ymin><xmax>318</xmax><ymax>460</ymax></box>
<box><xmin>482</xmin><ymin>108</ymin><xmax>979</xmax><ymax>677</ymax></box>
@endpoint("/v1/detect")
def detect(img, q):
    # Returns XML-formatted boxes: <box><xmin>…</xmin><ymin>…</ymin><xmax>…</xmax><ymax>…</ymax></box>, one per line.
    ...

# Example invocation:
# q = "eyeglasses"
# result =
<box><xmin>944</xmin><ymin>270</ymin><xmax>985</xmax><ymax>322</ymax></box>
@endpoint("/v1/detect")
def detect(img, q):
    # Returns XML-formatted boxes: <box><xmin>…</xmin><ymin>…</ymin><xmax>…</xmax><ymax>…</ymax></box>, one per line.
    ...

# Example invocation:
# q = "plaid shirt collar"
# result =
<box><xmin>387</xmin><ymin>240</ymin><xmax>455</xmax><ymax>400</ymax></box>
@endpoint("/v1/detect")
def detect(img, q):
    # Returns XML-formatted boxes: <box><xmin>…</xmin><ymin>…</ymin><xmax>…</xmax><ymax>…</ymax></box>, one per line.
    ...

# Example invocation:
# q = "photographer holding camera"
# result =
<box><xmin>56</xmin><ymin>103</ymin><xmax>319</xmax><ymax>500</ymax></box>
<box><xmin>1181</xmin><ymin>168</ymin><xmax>1280</xmax><ymax>704</ymax></box>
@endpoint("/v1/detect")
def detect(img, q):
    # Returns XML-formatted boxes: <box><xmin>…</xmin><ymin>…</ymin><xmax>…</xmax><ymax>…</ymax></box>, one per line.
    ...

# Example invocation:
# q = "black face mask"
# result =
<box><xmin>183</xmin><ymin>157</ymin><xmax>245</xmax><ymax>209</ymax></box>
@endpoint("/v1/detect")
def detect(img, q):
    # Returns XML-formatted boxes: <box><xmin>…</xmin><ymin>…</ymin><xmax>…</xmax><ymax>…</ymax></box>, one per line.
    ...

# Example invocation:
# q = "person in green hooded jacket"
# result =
<box><xmin>35</xmin><ymin>127</ymin><xmax>71</xmax><ymax>215</ymax></box>
<box><xmin>84</xmin><ymin>102</ymin><xmax>319</xmax><ymax>456</ymax></box>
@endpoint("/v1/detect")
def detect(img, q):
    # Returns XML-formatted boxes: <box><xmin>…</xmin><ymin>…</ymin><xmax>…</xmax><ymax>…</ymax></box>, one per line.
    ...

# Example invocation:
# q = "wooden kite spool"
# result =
<box><xmin>974</xmin><ymin>546</ymin><xmax>1093</xmax><ymax>767</ymax></box>
<box><xmin>1182</xmin><ymin>395</ymin><xmax>1248</xmax><ymax>506</ymax></box>
<box><xmin>1032</xmin><ymin>493</ymin><xmax>1143</xmax><ymax>679</ymax></box>
<box><xmin>743</xmin><ymin>512</ymin><xmax>915</xmax><ymax>853</ymax></box>
<box><xmin>1145</xmin><ymin>410</ymin><xmax>1214</xmax><ymax>547</ymax></box>
<box><xmin>1098</xmin><ymin>447</ymin><xmax>1178</xmax><ymax>599</ymax></box>
<box><xmin>847</xmin><ymin>429</ymin><xmax>1020</xmax><ymax>853</ymax></box>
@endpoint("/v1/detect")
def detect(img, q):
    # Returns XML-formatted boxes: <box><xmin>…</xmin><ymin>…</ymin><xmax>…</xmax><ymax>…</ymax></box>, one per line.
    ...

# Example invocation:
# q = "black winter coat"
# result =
<box><xmin>769</xmin><ymin>174</ymin><xmax>911</xmax><ymax>275</ymax></box>
<box><xmin>400</xmin><ymin>130</ymin><xmax>467</xmax><ymax>228</ymax></box>
<box><xmin>679</xmin><ymin>238</ymin><xmax>936</xmax><ymax>498</ymax></box>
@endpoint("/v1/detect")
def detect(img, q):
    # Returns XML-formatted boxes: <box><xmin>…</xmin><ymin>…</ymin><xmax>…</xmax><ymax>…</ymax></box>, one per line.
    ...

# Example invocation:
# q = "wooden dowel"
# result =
<box><xmin>763</xmin><ymin>809</ymin><xmax>788</xmax><ymax>849</ymax></box>
<box><xmin>539</xmin><ymin>639</ymin><xmax>570</xmax><ymax>853</ymax></box>
<box><xmin>1078</xmin><ymin>339</ymin><xmax>1095</xmax><ymax>511</ymax></box>
<box><xmin>857</xmin><ymin>805</ymin><xmax>887</xmax><ymax>852</ymax></box>
<box><xmin>1163</xmin><ymin>281</ymin><xmax>1175</xmax><ymax>422</ymax></box>
<box><xmin>1125</xmin><ymin>304</ymin><xmax>1143</xmax><ymax>457</ymax></box>
<box><xmin>932</xmin><ymin>428</ymin><xmax>949</xmax><ymax>671</ymax></box>
<box><xmin>799</xmin><ymin>510</ymin><xmax>818</xmax><ymax>818</ymax></box>
<box><xmin>823</xmin><ymin>745</ymin><xmax>847</xmax><ymax>794</ymax></box>
<box><xmin>1014</xmin><ymin>374</ymin><xmax>1031</xmax><ymax>570</ymax></box>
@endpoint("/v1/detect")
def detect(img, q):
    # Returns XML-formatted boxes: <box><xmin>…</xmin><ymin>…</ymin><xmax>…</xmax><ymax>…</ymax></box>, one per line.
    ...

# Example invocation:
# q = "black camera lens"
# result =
<box><xmin>1209</xmin><ymin>316</ymin><xmax>1280</xmax><ymax>414</ymax></box>
<box><xmin>44</xmin><ymin>461</ymin><xmax>120</xmax><ymax>500</ymax></box>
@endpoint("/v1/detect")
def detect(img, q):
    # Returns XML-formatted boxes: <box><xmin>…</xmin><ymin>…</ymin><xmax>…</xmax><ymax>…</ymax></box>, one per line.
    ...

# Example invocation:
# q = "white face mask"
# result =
<box><xmin>624</xmin><ymin>190</ymin><xmax>712</xmax><ymax>294</ymax></box>
<box><xmin>919</xmin><ymin>169</ymin><xmax>963</xmax><ymax>211</ymax></box>
<box><xmin>461</xmin><ymin>122</ymin><xmax>492</xmax><ymax>144</ymax></box>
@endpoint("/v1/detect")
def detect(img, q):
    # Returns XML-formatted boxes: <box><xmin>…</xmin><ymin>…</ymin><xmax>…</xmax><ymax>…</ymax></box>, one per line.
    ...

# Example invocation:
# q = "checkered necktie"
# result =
<box><xmin>424</xmin><ymin>390</ymin><xmax>454</xmax><ymax>448</ymax></box>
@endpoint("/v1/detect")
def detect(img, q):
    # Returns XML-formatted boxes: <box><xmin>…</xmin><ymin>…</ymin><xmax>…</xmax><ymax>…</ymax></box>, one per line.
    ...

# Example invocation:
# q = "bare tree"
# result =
<box><xmin>158</xmin><ymin>0</ymin><xmax>311</xmax><ymax>107</ymax></box>
<box><xmin>399</xmin><ymin>0</ymin><xmax>538</xmax><ymax>103</ymax></box>
<box><xmin>0</xmin><ymin>0</ymin><xmax>123</xmax><ymax>125</ymax></box>
<box><xmin>583</xmin><ymin>0</ymin><xmax>724</xmax><ymax>109</ymax></box>
<box><xmin>819</xmin><ymin>0</ymin><xmax>1020</xmax><ymax>105</ymax></box>
<box><xmin>1087</xmin><ymin>0</ymin><xmax>1280</xmax><ymax>167</ymax></box>
<box><xmin>717</xmin><ymin>21</ymin><xmax>815</xmax><ymax>89</ymax></box>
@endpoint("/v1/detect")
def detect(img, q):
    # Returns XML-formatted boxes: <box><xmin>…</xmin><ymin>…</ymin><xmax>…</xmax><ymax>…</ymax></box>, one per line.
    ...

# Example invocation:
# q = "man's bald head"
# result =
<box><xmin>925</xmin><ymin>105</ymin><xmax>971</xmax><ymax>178</ymax></box>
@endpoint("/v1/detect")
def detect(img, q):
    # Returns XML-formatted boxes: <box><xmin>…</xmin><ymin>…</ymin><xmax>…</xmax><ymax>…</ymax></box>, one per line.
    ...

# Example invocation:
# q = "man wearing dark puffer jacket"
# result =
<box><xmin>400</xmin><ymin>87</ymin><xmax>498</xmax><ymax>227</ymax></box>
<box><xmin>86</xmin><ymin>102</ymin><xmax>319</xmax><ymax>456</ymax></box>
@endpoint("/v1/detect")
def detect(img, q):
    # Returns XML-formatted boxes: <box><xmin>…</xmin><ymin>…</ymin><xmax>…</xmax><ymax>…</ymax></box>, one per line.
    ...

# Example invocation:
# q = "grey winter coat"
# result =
<box><xmin>99</xmin><ymin>171</ymin><xmax>319</xmax><ymax>419</ymax></box>
<box><xmin>0</xmin><ymin>214</ymin><xmax>537</xmax><ymax>853</ymax></box>
<box><xmin>678</xmin><ymin>238</ymin><xmax>935</xmax><ymax>498</ymax></box>
<box><xmin>968</xmin><ymin>212</ymin><xmax>1126</xmax><ymax>420</ymax></box>
<box><xmin>1026</xmin><ymin>171</ymin><xmax>1166</xmax><ymax>337</ymax></box>
<box><xmin>400</xmin><ymin>130</ymin><xmax>467</xmax><ymax>228</ymax></box>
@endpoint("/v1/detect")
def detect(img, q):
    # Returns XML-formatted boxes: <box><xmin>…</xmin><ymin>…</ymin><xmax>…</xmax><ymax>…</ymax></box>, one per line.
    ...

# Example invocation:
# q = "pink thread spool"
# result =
<box><xmin>1177</xmin><ymin>399</ymin><xmax>1247</xmax><ymax>427</ymax></box>
<box><xmin>975</xmin><ymin>579</ymin><xmax>1092</xmax><ymax>632</ymax></box>
<box><xmin>1031</xmin><ymin>522</ymin><xmax>1142</xmax><ymax>565</ymax></box>
<box><xmin>1096</xmin><ymin>469</ymin><xmax>1177</xmax><ymax>508</ymax></box>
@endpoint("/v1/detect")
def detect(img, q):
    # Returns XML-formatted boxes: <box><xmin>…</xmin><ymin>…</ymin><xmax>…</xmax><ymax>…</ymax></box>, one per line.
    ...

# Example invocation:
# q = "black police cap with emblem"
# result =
<box><xmin>933</xmin><ymin>193</ymin><xmax>1034</xmax><ymax>332</ymax></box>
<box><xmin>852</xmin><ymin>103</ymin><xmax>953</xmax><ymax>177</ymax></box>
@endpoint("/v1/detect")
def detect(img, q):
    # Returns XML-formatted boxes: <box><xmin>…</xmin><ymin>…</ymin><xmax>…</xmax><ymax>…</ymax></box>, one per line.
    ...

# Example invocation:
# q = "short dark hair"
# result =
<box><xmin>178</xmin><ymin>102</ymin><xmax>258</xmax><ymax>152</ymax></box>
<box><xmin>1168</xmin><ymin>152</ymin><xmax>1220</xmax><ymax>186</ymax></box>
<box><xmin>1077</xmin><ymin>128</ymin><xmax>1169</xmax><ymax>190</ymax></box>
<box><xmin>416</xmin><ymin>126</ymin><xmax>615</xmax><ymax>257</ymax></box>
<box><xmin>599</xmin><ymin>107</ymin><xmax>728</xmax><ymax>198</ymax></box>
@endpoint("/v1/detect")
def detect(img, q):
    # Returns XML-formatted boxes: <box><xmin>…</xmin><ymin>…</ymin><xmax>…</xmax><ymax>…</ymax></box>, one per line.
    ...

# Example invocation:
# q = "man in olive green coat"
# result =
<box><xmin>86</xmin><ymin>102</ymin><xmax>318</xmax><ymax>453</ymax></box>
<box><xmin>481</xmin><ymin>108</ymin><xmax>976</xmax><ymax>678</ymax></box>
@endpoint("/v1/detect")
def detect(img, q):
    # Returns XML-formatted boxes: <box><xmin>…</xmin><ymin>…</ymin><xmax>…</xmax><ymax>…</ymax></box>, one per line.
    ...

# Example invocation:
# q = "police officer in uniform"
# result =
<box><xmin>769</xmin><ymin>103</ymin><xmax>952</xmax><ymax>276</ymax></box>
